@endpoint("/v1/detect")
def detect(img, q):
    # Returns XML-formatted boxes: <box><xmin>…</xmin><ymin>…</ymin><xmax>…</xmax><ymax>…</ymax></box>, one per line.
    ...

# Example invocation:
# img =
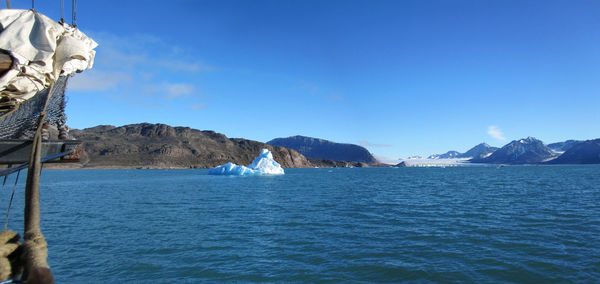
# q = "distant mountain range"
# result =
<box><xmin>427</xmin><ymin>143</ymin><xmax>498</xmax><ymax>160</ymax></box>
<box><xmin>471</xmin><ymin>137</ymin><xmax>556</xmax><ymax>164</ymax></box>
<box><xmin>547</xmin><ymin>140</ymin><xmax>581</xmax><ymax>153</ymax></box>
<box><xmin>61</xmin><ymin>123</ymin><xmax>599</xmax><ymax>168</ymax></box>
<box><xmin>546</xmin><ymin>139</ymin><xmax>600</xmax><ymax>164</ymax></box>
<box><xmin>69</xmin><ymin>123</ymin><xmax>313</xmax><ymax>169</ymax></box>
<box><xmin>428</xmin><ymin>151</ymin><xmax>461</xmax><ymax>159</ymax></box>
<box><xmin>267</xmin><ymin>135</ymin><xmax>378</xmax><ymax>164</ymax></box>
<box><xmin>461</xmin><ymin>143</ymin><xmax>499</xmax><ymax>159</ymax></box>
<box><xmin>425</xmin><ymin>138</ymin><xmax>600</xmax><ymax>165</ymax></box>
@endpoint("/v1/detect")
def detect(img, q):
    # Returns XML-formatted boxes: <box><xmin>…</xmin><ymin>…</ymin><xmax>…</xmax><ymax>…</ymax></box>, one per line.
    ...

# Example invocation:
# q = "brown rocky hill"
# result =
<box><xmin>68</xmin><ymin>123</ymin><xmax>312</xmax><ymax>169</ymax></box>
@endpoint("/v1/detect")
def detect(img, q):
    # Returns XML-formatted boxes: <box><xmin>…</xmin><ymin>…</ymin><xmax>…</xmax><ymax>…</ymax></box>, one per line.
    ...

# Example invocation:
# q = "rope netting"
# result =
<box><xmin>0</xmin><ymin>76</ymin><xmax>68</xmax><ymax>140</ymax></box>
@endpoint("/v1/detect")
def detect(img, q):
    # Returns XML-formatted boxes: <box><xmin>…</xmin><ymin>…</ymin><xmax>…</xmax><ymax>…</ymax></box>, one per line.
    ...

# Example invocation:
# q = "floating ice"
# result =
<box><xmin>209</xmin><ymin>149</ymin><xmax>285</xmax><ymax>175</ymax></box>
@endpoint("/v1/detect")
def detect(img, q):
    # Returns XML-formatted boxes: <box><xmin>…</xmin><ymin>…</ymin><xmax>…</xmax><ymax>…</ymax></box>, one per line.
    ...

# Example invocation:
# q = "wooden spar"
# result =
<box><xmin>21</xmin><ymin>85</ymin><xmax>55</xmax><ymax>284</ymax></box>
<box><xmin>0</xmin><ymin>54</ymin><xmax>12</xmax><ymax>74</ymax></box>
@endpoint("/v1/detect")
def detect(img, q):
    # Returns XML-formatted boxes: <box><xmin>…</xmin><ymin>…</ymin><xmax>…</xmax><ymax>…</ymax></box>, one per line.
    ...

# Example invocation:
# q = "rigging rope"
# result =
<box><xmin>2</xmin><ymin>165</ymin><xmax>10</xmax><ymax>186</ymax></box>
<box><xmin>5</xmin><ymin>0</ymin><xmax>10</xmax><ymax>9</ymax></box>
<box><xmin>19</xmin><ymin>81</ymin><xmax>55</xmax><ymax>283</ymax></box>
<box><xmin>3</xmin><ymin>170</ymin><xmax>20</xmax><ymax>232</ymax></box>
<box><xmin>60</xmin><ymin>0</ymin><xmax>64</xmax><ymax>23</ymax></box>
<box><xmin>72</xmin><ymin>0</ymin><xmax>77</xmax><ymax>27</ymax></box>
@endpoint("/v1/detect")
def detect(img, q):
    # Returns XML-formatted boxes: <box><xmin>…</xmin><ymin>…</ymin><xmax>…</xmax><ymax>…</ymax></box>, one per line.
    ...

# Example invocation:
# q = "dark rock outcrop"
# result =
<box><xmin>471</xmin><ymin>137</ymin><xmax>555</xmax><ymax>164</ymax></box>
<box><xmin>308</xmin><ymin>159</ymin><xmax>370</xmax><ymax>168</ymax></box>
<box><xmin>267</xmin><ymin>135</ymin><xmax>377</xmax><ymax>163</ymax></box>
<box><xmin>546</xmin><ymin>139</ymin><xmax>600</xmax><ymax>164</ymax></box>
<box><xmin>69</xmin><ymin>123</ymin><xmax>312</xmax><ymax>168</ymax></box>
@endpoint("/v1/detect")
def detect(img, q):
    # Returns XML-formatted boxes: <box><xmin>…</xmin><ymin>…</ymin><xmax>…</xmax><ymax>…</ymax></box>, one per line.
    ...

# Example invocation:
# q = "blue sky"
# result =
<box><xmin>13</xmin><ymin>0</ymin><xmax>600</xmax><ymax>161</ymax></box>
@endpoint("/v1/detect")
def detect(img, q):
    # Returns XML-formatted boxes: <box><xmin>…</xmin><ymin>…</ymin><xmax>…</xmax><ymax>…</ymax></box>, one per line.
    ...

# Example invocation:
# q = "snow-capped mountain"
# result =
<box><xmin>460</xmin><ymin>143</ymin><xmax>498</xmax><ymax>159</ymax></box>
<box><xmin>471</xmin><ymin>137</ymin><xmax>555</xmax><ymax>164</ymax></box>
<box><xmin>547</xmin><ymin>140</ymin><xmax>582</xmax><ymax>153</ymax></box>
<box><xmin>428</xmin><ymin>151</ymin><xmax>461</xmax><ymax>159</ymax></box>
<box><xmin>547</xmin><ymin>139</ymin><xmax>600</xmax><ymax>164</ymax></box>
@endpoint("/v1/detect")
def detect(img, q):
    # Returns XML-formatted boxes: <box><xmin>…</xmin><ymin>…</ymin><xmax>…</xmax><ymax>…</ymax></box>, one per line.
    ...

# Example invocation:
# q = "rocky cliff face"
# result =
<box><xmin>69</xmin><ymin>123</ymin><xmax>312</xmax><ymax>168</ymax></box>
<box><xmin>267</xmin><ymin>135</ymin><xmax>378</xmax><ymax>164</ymax></box>
<box><xmin>308</xmin><ymin>159</ymin><xmax>371</xmax><ymax>168</ymax></box>
<box><xmin>471</xmin><ymin>137</ymin><xmax>555</xmax><ymax>164</ymax></box>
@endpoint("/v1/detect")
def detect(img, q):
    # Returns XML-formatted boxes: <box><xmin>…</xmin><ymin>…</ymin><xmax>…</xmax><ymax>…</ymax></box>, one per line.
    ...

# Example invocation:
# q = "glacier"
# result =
<box><xmin>208</xmin><ymin>149</ymin><xmax>285</xmax><ymax>175</ymax></box>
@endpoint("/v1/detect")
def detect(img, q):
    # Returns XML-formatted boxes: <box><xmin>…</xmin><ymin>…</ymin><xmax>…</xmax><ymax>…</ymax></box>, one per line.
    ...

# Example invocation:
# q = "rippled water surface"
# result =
<box><xmin>2</xmin><ymin>166</ymin><xmax>599</xmax><ymax>282</ymax></box>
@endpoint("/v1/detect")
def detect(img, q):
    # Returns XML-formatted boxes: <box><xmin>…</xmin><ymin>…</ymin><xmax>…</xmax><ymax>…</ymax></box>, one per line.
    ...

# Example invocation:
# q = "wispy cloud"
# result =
<box><xmin>69</xmin><ymin>70</ymin><xmax>132</xmax><ymax>91</ymax></box>
<box><xmin>129</xmin><ymin>102</ymin><xmax>165</xmax><ymax>109</ymax></box>
<box><xmin>190</xmin><ymin>104</ymin><xmax>206</xmax><ymax>111</ymax></box>
<box><xmin>67</xmin><ymin>31</ymin><xmax>210</xmax><ymax>109</ymax></box>
<box><xmin>71</xmin><ymin>32</ymin><xmax>214</xmax><ymax>92</ymax></box>
<box><xmin>89</xmin><ymin>32</ymin><xmax>213</xmax><ymax>74</ymax></box>
<box><xmin>162</xmin><ymin>83</ymin><xmax>195</xmax><ymax>99</ymax></box>
<box><xmin>373</xmin><ymin>155</ymin><xmax>399</xmax><ymax>164</ymax></box>
<box><xmin>298</xmin><ymin>81</ymin><xmax>344</xmax><ymax>103</ymax></box>
<box><xmin>141</xmin><ymin>83</ymin><xmax>197</xmax><ymax>100</ymax></box>
<box><xmin>299</xmin><ymin>81</ymin><xmax>320</xmax><ymax>95</ymax></box>
<box><xmin>327</xmin><ymin>93</ymin><xmax>344</xmax><ymax>102</ymax></box>
<box><xmin>487</xmin><ymin>125</ymin><xmax>506</xmax><ymax>141</ymax></box>
<box><xmin>360</xmin><ymin>141</ymin><xmax>392</xmax><ymax>147</ymax></box>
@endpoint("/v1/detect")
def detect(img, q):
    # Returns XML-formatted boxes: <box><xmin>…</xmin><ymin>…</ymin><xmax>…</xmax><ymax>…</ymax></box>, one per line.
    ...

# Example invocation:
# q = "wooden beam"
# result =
<box><xmin>0</xmin><ymin>140</ymin><xmax>81</xmax><ymax>164</ymax></box>
<box><xmin>0</xmin><ymin>54</ymin><xmax>12</xmax><ymax>73</ymax></box>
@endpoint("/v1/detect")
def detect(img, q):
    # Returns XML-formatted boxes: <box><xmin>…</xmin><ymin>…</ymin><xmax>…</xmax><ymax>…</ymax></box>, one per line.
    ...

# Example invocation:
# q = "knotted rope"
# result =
<box><xmin>0</xmin><ymin>230</ymin><xmax>21</xmax><ymax>281</ymax></box>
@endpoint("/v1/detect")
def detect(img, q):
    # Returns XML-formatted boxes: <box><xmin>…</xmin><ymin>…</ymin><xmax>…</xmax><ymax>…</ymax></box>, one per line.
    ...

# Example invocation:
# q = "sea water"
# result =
<box><xmin>1</xmin><ymin>166</ymin><xmax>598</xmax><ymax>282</ymax></box>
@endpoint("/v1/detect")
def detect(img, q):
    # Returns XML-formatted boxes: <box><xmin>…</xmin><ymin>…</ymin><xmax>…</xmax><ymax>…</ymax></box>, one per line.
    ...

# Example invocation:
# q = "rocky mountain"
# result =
<box><xmin>309</xmin><ymin>159</ymin><xmax>370</xmax><ymax>168</ymax></box>
<box><xmin>547</xmin><ymin>140</ymin><xmax>582</xmax><ymax>153</ymax></box>
<box><xmin>470</xmin><ymin>137</ymin><xmax>556</xmax><ymax>164</ymax></box>
<box><xmin>546</xmin><ymin>139</ymin><xmax>600</xmax><ymax>164</ymax></box>
<box><xmin>69</xmin><ymin>123</ymin><xmax>312</xmax><ymax>169</ymax></box>
<box><xmin>426</xmin><ymin>143</ymin><xmax>498</xmax><ymax>160</ymax></box>
<box><xmin>428</xmin><ymin>151</ymin><xmax>461</xmax><ymax>159</ymax></box>
<box><xmin>267</xmin><ymin>135</ymin><xmax>378</xmax><ymax>164</ymax></box>
<box><xmin>460</xmin><ymin>143</ymin><xmax>498</xmax><ymax>159</ymax></box>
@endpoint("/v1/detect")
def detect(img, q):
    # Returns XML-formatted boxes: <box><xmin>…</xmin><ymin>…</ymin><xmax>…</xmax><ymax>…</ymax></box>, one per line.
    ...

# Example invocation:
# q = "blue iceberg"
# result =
<box><xmin>208</xmin><ymin>149</ymin><xmax>285</xmax><ymax>175</ymax></box>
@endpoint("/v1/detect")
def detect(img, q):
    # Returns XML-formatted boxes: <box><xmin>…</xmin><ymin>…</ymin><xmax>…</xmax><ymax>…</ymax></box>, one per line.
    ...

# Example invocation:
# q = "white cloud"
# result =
<box><xmin>141</xmin><ymin>83</ymin><xmax>196</xmax><ymax>100</ymax></box>
<box><xmin>69</xmin><ymin>31</ymin><xmax>211</xmax><ymax>97</ymax></box>
<box><xmin>90</xmin><ymin>32</ymin><xmax>213</xmax><ymax>73</ymax></box>
<box><xmin>487</xmin><ymin>125</ymin><xmax>506</xmax><ymax>141</ymax></box>
<box><xmin>190</xmin><ymin>104</ymin><xmax>206</xmax><ymax>111</ymax></box>
<box><xmin>162</xmin><ymin>83</ymin><xmax>195</xmax><ymax>99</ymax></box>
<box><xmin>68</xmin><ymin>70</ymin><xmax>131</xmax><ymax>91</ymax></box>
<box><xmin>373</xmin><ymin>155</ymin><xmax>400</xmax><ymax>164</ymax></box>
<box><xmin>360</xmin><ymin>141</ymin><xmax>392</xmax><ymax>148</ymax></box>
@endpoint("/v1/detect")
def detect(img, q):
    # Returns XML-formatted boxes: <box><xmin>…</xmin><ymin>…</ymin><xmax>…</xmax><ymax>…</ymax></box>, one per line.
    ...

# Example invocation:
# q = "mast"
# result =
<box><xmin>0</xmin><ymin>3</ymin><xmax>97</xmax><ymax>282</ymax></box>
